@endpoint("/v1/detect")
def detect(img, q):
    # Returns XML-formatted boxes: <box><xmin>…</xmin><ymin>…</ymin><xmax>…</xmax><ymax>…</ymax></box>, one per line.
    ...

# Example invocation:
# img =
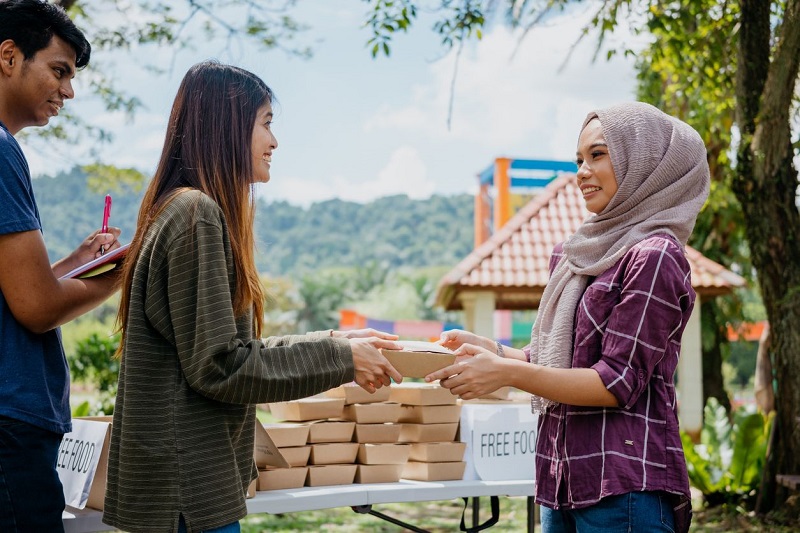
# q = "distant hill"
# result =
<box><xmin>35</xmin><ymin>168</ymin><xmax>475</xmax><ymax>276</ymax></box>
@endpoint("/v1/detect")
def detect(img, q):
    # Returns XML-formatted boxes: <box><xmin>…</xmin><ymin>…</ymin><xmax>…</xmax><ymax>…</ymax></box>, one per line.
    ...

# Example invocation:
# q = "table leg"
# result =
<box><xmin>351</xmin><ymin>505</ymin><xmax>429</xmax><ymax>533</ymax></box>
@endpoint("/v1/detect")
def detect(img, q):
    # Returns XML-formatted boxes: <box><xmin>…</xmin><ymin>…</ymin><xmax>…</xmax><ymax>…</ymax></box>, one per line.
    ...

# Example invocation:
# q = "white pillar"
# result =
<box><xmin>458</xmin><ymin>292</ymin><xmax>496</xmax><ymax>339</ymax></box>
<box><xmin>678</xmin><ymin>301</ymin><xmax>703</xmax><ymax>435</ymax></box>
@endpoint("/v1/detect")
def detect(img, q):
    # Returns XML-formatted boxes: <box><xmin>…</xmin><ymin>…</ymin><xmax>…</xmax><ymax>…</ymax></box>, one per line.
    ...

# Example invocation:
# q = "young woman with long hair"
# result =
<box><xmin>103</xmin><ymin>61</ymin><xmax>402</xmax><ymax>533</ymax></box>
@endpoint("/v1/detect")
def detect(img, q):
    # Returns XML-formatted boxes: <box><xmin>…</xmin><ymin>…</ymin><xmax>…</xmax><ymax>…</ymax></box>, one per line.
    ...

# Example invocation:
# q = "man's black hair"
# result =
<box><xmin>0</xmin><ymin>0</ymin><xmax>91</xmax><ymax>68</ymax></box>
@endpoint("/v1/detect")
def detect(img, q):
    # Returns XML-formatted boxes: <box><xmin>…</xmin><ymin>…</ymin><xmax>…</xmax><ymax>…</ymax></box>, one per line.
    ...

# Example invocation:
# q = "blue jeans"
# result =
<box><xmin>0</xmin><ymin>415</ymin><xmax>66</xmax><ymax>533</ymax></box>
<box><xmin>541</xmin><ymin>491</ymin><xmax>675</xmax><ymax>533</ymax></box>
<box><xmin>177</xmin><ymin>514</ymin><xmax>240</xmax><ymax>533</ymax></box>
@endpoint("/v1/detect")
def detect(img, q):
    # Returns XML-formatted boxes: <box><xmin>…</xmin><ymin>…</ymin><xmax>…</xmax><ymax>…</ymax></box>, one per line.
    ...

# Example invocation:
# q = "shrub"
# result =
<box><xmin>682</xmin><ymin>397</ymin><xmax>773</xmax><ymax>508</ymax></box>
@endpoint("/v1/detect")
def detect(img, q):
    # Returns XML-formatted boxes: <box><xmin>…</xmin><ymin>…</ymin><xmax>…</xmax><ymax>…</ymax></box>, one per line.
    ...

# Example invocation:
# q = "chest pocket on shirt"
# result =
<box><xmin>579</xmin><ymin>284</ymin><xmax>621</xmax><ymax>314</ymax></box>
<box><xmin>574</xmin><ymin>284</ymin><xmax>621</xmax><ymax>347</ymax></box>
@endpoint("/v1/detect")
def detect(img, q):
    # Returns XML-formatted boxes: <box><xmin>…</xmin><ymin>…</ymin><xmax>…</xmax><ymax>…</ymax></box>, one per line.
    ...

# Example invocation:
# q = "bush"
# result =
<box><xmin>68</xmin><ymin>332</ymin><xmax>120</xmax><ymax>415</ymax></box>
<box><xmin>682</xmin><ymin>397</ymin><xmax>773</xmax><ymax>508</ymax></box>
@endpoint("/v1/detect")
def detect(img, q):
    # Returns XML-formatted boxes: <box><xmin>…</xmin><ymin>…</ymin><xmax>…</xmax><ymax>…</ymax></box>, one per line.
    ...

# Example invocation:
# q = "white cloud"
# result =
<box><xmin>363</xmin><ymin>7</ymin><xmax>641</xmax><ymax>161</ymax></box>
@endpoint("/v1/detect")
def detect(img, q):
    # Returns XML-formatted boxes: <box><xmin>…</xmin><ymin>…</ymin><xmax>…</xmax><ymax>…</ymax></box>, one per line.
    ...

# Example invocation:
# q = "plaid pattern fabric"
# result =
<box><xmin>533</xmin><ymin>234</ymin><xmax>693</xmax><ymax>532</ymax></box>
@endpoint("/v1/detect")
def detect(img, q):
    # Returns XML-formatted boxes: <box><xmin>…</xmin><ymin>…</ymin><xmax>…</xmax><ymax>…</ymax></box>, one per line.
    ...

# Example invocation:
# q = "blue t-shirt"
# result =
<box><xmin>0</xmin><ymin>122</ymin><xmax>71</xmax><ymax>434</ymax></box>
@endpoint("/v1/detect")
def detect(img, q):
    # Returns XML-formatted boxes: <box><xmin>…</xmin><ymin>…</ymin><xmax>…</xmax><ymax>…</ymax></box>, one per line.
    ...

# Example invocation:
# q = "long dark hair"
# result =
<box><xmin>117</xmin><ymin>61</ymin><xmax>271</xmax><ymax>349</ymax></box>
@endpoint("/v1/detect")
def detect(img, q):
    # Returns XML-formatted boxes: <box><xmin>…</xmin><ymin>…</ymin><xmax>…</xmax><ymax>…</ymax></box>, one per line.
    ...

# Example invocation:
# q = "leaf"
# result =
<box><xmin>681</xmin><ymin>430</ymin><xmax>716</xmax><ymax>494</ymax></box>
<box><xmin>72</xmin><ymin>400</ymin><xmax>91</xmax><ymax>417</ymax></box>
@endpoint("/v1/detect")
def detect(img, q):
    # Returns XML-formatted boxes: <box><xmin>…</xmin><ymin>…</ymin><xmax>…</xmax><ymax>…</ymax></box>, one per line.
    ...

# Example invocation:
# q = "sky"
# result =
<box><xmin>21</xmin><ymin>2</ymin><xmax>643</xmax><ymax>207</ymax></box>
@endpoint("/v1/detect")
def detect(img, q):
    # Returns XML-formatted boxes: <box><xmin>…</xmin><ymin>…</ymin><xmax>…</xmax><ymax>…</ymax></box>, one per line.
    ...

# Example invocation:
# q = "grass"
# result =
<box><xmin>238</xmin><ymin>495</ymin><xmax>800</xmax><ymax>533</ymax></box>
<box><xmin>240</xmin><ymin>496</ymin><xmax>530</xmax><ymax>532</ymax></box>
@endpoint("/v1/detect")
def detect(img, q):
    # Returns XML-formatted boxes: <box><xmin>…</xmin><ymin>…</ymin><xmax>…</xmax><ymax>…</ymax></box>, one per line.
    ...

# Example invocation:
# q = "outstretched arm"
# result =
<box><xmin>426</xmin><ymin>343</ymin><xmax>618</xmax><ymax>406</ymax></box>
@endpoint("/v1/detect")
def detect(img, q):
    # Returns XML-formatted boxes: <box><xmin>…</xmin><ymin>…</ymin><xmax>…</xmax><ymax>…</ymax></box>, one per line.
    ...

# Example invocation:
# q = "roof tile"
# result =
<box><xmin>437</xmin><ymin>174</ymin><xmax>746</xmax><ymax>310</ymax></box>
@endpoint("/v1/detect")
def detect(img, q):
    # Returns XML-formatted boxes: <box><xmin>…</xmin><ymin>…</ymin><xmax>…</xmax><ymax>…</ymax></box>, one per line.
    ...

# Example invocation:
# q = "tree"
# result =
<box><xmin>362</xmin><ymin>0</ymin><xmax>800</xmax><ymax>512</ymax></box>
<box><xmin>33</xmin><ymin>0</ymin><xmax>308</xmax><ymax>156</ymax></box>
<box><xmin>732</xmin><ymin>0</ymin><xmax>800</xmax><ymax>509</ymax></box>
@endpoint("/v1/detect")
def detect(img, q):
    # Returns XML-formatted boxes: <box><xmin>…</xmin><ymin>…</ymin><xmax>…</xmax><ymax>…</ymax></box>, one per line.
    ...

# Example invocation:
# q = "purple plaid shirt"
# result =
<box><xmin>529</xmin><ymin>234</ymin><xmax>693</xmax><ymax>531</ymax></box>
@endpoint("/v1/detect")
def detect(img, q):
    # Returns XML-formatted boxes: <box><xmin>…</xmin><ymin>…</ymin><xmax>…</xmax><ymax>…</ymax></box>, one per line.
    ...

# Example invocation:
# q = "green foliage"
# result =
<box><xmin>37</xmin><ymin>168</ymin><xmax>475</xmax><ymax>278</ymax></box>
<box><xmin>69</xmin><ymin>332</ymin><xmax>120</xmax><ymax>415</ymax></box>
<box><xmin>43</xmin><ymin>0</ymin><xmax>312</xmax><ymax>151</ymax></box>
<box><xmin>681</xmin><ymin>398</ymin><xmax>773</xmax><ymax>508</ymax></box>
<box><xmin>364</xmin><ymin>0</ymin><xmax>418</xmax><ymax>57</ymax></box>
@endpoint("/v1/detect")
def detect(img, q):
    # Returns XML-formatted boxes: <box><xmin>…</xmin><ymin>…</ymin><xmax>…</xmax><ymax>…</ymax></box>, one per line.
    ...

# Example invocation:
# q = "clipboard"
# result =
<box><xmin>59</xmin><ymin>243</ymin><xmax>131</xmax><ymax>280</ymax></box>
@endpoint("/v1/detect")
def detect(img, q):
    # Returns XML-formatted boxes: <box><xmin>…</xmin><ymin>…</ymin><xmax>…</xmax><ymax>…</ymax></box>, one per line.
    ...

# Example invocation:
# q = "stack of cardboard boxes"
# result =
<box><xmin>265</xmin><ymin>397</ymin><xmax>360</xmax><ymax>488</ymax></box>
<box><xmin>329</xmin><ymin>384</ymin><xmax>410</xmax><ymax>484</ymax></box>
<box><xmin>391</xmin><ymin>383</ymin><xmax>466</xmax><ymax>481</ymax></box>
<box><xmin>255</xmin><ymin>381</ymin><xmax>467</xmax><ymax>491</ymax></box>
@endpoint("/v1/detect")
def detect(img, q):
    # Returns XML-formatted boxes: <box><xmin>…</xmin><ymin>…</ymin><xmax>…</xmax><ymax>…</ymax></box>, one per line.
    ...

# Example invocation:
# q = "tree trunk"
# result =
<box><xmin>701</xmin><ymin>300</ymin><xmax>732</xmax><ymax>412</ymax></box>
<box><xmin>734</xmin><ymin>0</ymin><xmax>800</xmax><ymax>509</ymax></box>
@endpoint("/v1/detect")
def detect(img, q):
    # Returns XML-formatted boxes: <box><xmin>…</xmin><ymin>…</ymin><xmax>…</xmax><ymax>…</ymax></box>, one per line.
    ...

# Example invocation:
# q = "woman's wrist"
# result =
<box><xmin>495</xmin><ymin>341</ymin><xmax>505</xmax><ymax>358</ymax></box>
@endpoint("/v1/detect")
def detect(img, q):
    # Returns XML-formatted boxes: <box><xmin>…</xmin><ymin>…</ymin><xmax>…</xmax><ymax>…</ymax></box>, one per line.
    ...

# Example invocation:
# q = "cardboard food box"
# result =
<box><xmin>277</xmin><ymin>446</ymin><xmax>311</xmax><ymax>467</ymax></box>
<box><xmin>398</xmin><ymin>404</ymin><xmax>462</xmax><ymax>424</ymax></box>
<box><xmin>401</xmin><ymin>461</ymin><xmax>466</xmax><ymax>481</ymax></box>
<box><xmin>254</xmin><ymin>421</ymin><xmax>290</xmax><ymax>469</ymax></box>
<box><xmin>398</xmin><ymin>423</ymin><xmax>459</xmax><ymax>443</ymax></box>
<box><xmin>57</xmin><ymin>416</ymin><xmax>112</xmax><ymax>511</ymax></box>
<box><xmin>325</xmin><ymin>383</ymin><xmax>391</xmax><ymax>404</ymax></box>
<box><xmin>356</xmin><ymin>443</ymin><xmax>410</xmax><ymax>465</ymax></box>
<box><xmin>352</xmin><ymin>423</ymin><xmax>401</xmax><ymax>444</ymax></box>
<box><xmin>342</xmin><ymin>402</ymin><xmax>402</xmax><ymax>424</ymax></box>
<box><xmin>408</xmin><ymin>441</ymin><xmax>467</xmax><ymax>463</ymax></box>
<box><xmin>389</xmin><ymin>382</ymin><xmax>458</xmax><ymax>406</ymax></box>
<box><xmin>305</xmin><ymin>464</ymin><xmax>358</xmax><ymax>487</ymax></box>
<box><xmin>268</xmin><ymin>397</ymin><xmax>345</xmax><ymax>422</ymax></box>
<box><xmin>262</xmin><ymin>423</ymin><xmax>309</xmax><ymax>448</ymax></box>
<box><xmin>380</xmin><ymin>350</ymin><xmax>456</xmax><ymax>379</ymax></box>
<box><xmin>257</xmin><ymin>467</ymin><xmax>309</xmax><ymax>491</ymax></box>
<box><xmin>478</xmin><ymin>386</ymin><xmax>512</xmax><ymax>401</ymax></box>
<box><xmin>309</xmin><ymin>442</ymin><xmax>359</xmax><ymax>465</ymax></box>
<box><xmin>355</xmin><ymin>464</ymin><xmax>404</xmax><ymax>484</ymax></box>
<box><xmin>306</xmin><ymin>420</ymin><xmax>356</xmax><ymax>443</ymax></box>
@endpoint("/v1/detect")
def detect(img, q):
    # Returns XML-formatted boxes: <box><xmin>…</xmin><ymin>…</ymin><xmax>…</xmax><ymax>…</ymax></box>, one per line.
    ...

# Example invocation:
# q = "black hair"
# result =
<box><xmin>0</xmin><ymin>0</ymin><xmax>90</xmax><ymax>68</ymax></box>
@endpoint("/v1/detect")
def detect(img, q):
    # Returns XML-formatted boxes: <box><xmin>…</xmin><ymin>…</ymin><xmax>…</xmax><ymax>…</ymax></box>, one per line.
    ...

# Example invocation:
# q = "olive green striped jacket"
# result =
<box><xmin>103</xmin><ymin>190</ymin><xmax>353</xmax><ymax>532</ymax></box>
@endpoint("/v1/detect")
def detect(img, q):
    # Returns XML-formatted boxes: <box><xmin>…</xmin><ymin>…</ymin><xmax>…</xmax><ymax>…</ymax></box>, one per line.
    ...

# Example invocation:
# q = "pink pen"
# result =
<box><xmin>100</xmin><ymin>194</ymin><xmax>112</xmax><ymax>254</ymax></box>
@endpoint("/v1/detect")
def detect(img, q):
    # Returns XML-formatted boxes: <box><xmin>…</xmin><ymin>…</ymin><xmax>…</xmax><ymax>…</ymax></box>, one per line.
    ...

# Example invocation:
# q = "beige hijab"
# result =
<box><xmin>529</xmin><ymin>102</ymin><xmax>710</xmax><ymax>414</ymax></box>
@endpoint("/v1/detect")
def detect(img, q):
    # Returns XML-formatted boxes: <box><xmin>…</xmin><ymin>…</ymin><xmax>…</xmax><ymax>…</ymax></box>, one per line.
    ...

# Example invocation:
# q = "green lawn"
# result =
<box><xmin>241</xmin><ymin>496</ymin><xmax>530</xmax><ymax>532</ymax></box>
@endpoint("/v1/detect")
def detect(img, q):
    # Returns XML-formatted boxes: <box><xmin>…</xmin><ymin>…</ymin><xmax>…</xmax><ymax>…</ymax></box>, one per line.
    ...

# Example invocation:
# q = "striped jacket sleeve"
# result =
<box><xmin>162</xmin><ymin>210</ymin><xmax>354</xmax><ymax>405</ymax></box>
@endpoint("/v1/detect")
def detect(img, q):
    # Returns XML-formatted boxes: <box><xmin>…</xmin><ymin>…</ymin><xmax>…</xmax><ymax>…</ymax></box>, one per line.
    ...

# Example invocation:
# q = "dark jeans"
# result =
<box><xmin>178</xmin><ymin>514</ymin><xmax>241</xmax><ymax>533</ymax></box>
<box><xmin>541</xmin><ymin>491</ymin><xmax>676</xmax><ymax>533</ymax></box>
<box><xmin>0</xmin><ymin>415</ymin><xmax>66</xmax><ymax>533</ymax></box>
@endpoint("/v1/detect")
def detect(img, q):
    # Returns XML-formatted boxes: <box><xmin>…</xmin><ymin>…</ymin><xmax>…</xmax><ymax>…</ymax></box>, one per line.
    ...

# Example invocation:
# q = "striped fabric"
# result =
<box><xmin>533</xmin><ymin>234</ymin><xmax>694</xmax><ymax>533</ymax></box>
<box><xmin>103</xmin><ymin>190</ymin><xmax>354</xmax><ymax>533</ymax></box>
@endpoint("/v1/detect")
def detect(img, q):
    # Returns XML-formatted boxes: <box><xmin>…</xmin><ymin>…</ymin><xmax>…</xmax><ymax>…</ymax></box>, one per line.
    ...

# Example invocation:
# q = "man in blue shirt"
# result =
<box><xmin>0</xmin><ymin>1</ymin><xmax>121</xmax><ymax>530</ymax></box>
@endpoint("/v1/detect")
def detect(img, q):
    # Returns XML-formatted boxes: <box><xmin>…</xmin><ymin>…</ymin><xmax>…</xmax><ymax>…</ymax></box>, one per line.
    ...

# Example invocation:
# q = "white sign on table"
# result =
<box><xmin>56</xmin><ymin>418</ymin><xmax>110</xmax><ymax>509</ymax></box>
<box><xmin>460</xmin><ymin>402</ymin><xmax>538</xmax><ymax>481</ymax></box>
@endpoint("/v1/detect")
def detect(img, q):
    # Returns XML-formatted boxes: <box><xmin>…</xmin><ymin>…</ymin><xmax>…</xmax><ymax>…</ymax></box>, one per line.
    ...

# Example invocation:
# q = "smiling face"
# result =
<box><xmin>0</xmin><ymin>35</ymin><xmax>76</xmax><ymax>134</ymax></box>
<box><xmin>251</xmin><ymin>103</ymin><xmax>278</xmax><ymax>184</ymax></box>
<box><xmin>576</xmin><ymin>118</ymin><xmax>618</xmax><ymax>214</ymax></box>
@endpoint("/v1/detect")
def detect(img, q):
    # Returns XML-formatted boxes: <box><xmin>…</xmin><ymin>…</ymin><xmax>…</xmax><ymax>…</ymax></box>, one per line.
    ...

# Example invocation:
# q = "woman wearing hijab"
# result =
<box><xmin>426</xmin><ymin>102</ymin><xmax>709</xmax><ymax>532</ymax></box>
